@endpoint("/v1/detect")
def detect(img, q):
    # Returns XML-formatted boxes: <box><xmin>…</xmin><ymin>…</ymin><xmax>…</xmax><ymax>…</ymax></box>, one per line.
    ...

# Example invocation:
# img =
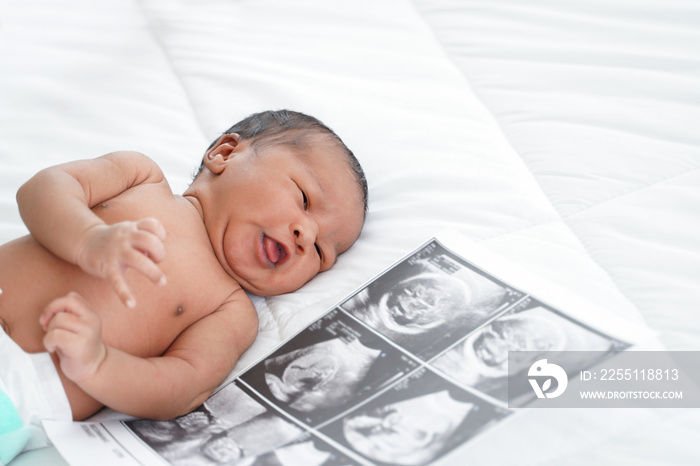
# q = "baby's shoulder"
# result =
<box><xmin>216</xmin><ymin>287</ymin><xmax>258</xmax><ymax>327</ymax></box>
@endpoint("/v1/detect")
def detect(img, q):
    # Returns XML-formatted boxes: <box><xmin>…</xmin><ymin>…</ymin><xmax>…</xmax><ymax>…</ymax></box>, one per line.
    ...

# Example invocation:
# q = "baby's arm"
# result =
<box><xmin>17</xmin><ymin>152</ymin><xmax>167</xmax><ymax>307</ymax></box>
<box><xmin>41</xmin><ymin>290</ymin><xmax>258</xmax><ymax>420</ymax></box>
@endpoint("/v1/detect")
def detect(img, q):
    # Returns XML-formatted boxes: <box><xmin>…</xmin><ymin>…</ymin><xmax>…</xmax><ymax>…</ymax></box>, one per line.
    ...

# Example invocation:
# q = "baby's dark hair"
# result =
<box><xmin>197</xmin><ymin>110</ymin><xmax>368</xmax><ymax>214</ymax></box>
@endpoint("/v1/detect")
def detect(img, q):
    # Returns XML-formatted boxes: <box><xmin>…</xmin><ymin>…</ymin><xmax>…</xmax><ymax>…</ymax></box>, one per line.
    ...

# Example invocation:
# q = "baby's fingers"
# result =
<box><xmin>40</xmin><ymin>294</ymin><xmax>105</xmax><ymax>383</ymax></box>
<box><xmin>127</xmin><ymin>245</ymin><xmax>167</xmax><ymax>288</ymax></box>
<box><xmin>131</xmin><ymin>220</ymin><xmax>167</xmax><ymax>287</ymax></box>
<box><xmin>43</xmin><ymin>324</ymin><xmax>80</xmax><ymax>354</ymax></box>
<box><xmin>131</xmin><ymin>228</ymin><xmax>166</xmax><ymax>264</ymax></box>
<box><xmin>40</xmin><ymin>292</ymin><xmax>93</xmax><ymax>329</ymax></box>
<box><xmin>106</xmin><ymin>266</ymin><xmax>137</xmax><ymax>309</ymax></box>
<box><xmin>135</xmin><ymin>217</ymin><xmax>166</xmax><ymax>243</ymax></box>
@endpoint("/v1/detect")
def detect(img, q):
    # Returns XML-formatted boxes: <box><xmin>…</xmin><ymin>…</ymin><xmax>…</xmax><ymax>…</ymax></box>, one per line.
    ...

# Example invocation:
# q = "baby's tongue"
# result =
<box><xmin>264</xmin><ymin>236</ymin><xmax>280</xmax><ymax>263</ymax></box>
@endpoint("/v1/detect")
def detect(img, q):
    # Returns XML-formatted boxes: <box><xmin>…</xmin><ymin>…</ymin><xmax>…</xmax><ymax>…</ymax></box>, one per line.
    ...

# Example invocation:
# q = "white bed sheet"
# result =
<box><xmin>2</xmin><ymin>0</ymin><xmax>698</xmax><ymax>464</ymax></box>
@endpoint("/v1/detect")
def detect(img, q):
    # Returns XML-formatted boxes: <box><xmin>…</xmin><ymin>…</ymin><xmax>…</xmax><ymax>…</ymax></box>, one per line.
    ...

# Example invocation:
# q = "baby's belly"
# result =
<box><xmin>0</xmin><ymin>236</ymin><xmax>196</xmax><ymax>357</ymax></box>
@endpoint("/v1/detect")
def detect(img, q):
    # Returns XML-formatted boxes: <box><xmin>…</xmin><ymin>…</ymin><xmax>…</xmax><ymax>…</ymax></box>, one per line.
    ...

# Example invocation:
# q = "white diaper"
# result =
<box><xmin>0</xmin><ymin>324</ymin><xmax>72</xmax><ymax>452</ymax></box>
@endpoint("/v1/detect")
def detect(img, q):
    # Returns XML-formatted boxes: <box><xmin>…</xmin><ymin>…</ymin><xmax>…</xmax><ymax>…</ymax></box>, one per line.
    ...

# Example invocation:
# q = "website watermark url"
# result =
<box><xmin>579</xmin><ymin>390</ymin><xmax>683</xmax><ymax>400</ymax></box>
<box><xmin>508</xmin><ymin>351</ymin><xmax>700</xmax><ymax>408</ymax></box>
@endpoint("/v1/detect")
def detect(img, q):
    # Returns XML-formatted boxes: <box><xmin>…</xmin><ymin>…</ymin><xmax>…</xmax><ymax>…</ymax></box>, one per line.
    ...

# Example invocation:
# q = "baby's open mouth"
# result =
<box><xmin>263</xmin><ymin>235</ymin><xmax>288</xmax><ymax>265</ymax></box>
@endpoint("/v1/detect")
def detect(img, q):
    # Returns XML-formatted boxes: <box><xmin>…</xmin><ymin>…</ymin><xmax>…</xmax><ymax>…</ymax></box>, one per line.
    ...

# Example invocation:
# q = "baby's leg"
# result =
<box><xmin>0</xmin><ymin>288</ymin><xmax>6</xmax><ymax>335</ymax></box>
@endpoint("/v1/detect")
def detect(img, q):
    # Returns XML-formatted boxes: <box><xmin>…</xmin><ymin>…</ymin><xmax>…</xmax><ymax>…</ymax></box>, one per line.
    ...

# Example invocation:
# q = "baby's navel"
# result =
<box><xmin>175</xmin><ymin>305</ymin><xmax>185</xmax><ymax>317</ymax></box>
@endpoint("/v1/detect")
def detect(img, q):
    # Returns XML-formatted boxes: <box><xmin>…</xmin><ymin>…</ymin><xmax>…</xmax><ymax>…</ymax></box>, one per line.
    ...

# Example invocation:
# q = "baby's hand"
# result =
<box><xmin>41</xmin><ymin>292</ymin><xmax>107</xmax><ymax>384</ymax></box>
<box><xmin>76</xmin><ymin>218</ymin><xmax>167</xmax><ymax>308</ymax></box>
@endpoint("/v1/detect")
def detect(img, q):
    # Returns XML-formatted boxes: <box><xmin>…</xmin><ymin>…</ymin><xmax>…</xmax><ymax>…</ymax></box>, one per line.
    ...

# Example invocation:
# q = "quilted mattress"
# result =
<box><xmin>1</xmin><ymin>0</ymin><xmax>698</xmax><ymax>464</ymax></box>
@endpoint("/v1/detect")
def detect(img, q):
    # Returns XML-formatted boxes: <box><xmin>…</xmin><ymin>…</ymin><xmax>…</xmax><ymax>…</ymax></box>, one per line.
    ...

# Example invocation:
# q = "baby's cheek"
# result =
<box><xmin>261</xmin><ymin>267</ymin><xmax>316</xmax><ymax>296</ymax></box>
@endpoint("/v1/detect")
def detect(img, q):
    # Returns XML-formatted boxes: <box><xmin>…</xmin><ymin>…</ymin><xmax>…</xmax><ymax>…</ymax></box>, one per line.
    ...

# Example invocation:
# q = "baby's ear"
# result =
<box><xmin>203</xmin><ymin>133</ymin><xmax>241</xmax><ymax>174</ymax></box>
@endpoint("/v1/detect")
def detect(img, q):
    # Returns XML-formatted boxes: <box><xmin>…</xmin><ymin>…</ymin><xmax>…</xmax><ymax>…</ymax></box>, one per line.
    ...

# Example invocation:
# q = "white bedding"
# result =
<box><xmin>2</xmin><ymin>0</ymin><xmax>698</xmax><ymax>464</ymax></box>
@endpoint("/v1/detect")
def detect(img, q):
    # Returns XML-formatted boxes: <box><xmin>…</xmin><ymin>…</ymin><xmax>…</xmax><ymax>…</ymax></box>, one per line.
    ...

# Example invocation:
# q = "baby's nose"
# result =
<box><xmin>292</xmin><ymin>218</ymin><xmax>318</xmax><ymax>253</ymax></box>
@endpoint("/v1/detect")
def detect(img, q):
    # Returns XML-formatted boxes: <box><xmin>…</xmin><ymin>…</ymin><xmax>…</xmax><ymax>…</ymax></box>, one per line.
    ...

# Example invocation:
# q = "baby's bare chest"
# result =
<box><xmin>90</xmin><ymin>189</ymin><xmax>237</xmax><ymax>354</ymax></box>
<box><xmin>0</xmin><ymin>186</ymin><xmax>238</xmax><ymax>356</ymax></box>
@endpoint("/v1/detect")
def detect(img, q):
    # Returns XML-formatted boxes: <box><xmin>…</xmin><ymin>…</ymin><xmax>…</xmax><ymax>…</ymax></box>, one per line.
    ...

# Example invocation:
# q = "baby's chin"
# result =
<box><xmin>236</xmin><ymin>272</ymin><xmax>317</xmax><ymax>297</ymax></box>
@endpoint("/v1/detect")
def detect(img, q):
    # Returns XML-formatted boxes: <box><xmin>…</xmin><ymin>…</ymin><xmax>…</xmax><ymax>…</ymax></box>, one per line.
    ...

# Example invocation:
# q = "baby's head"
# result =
<box><xmin>191</xmin><ymin>110</ymin><xmax>368</xmax><ymax>296</ymax></box>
